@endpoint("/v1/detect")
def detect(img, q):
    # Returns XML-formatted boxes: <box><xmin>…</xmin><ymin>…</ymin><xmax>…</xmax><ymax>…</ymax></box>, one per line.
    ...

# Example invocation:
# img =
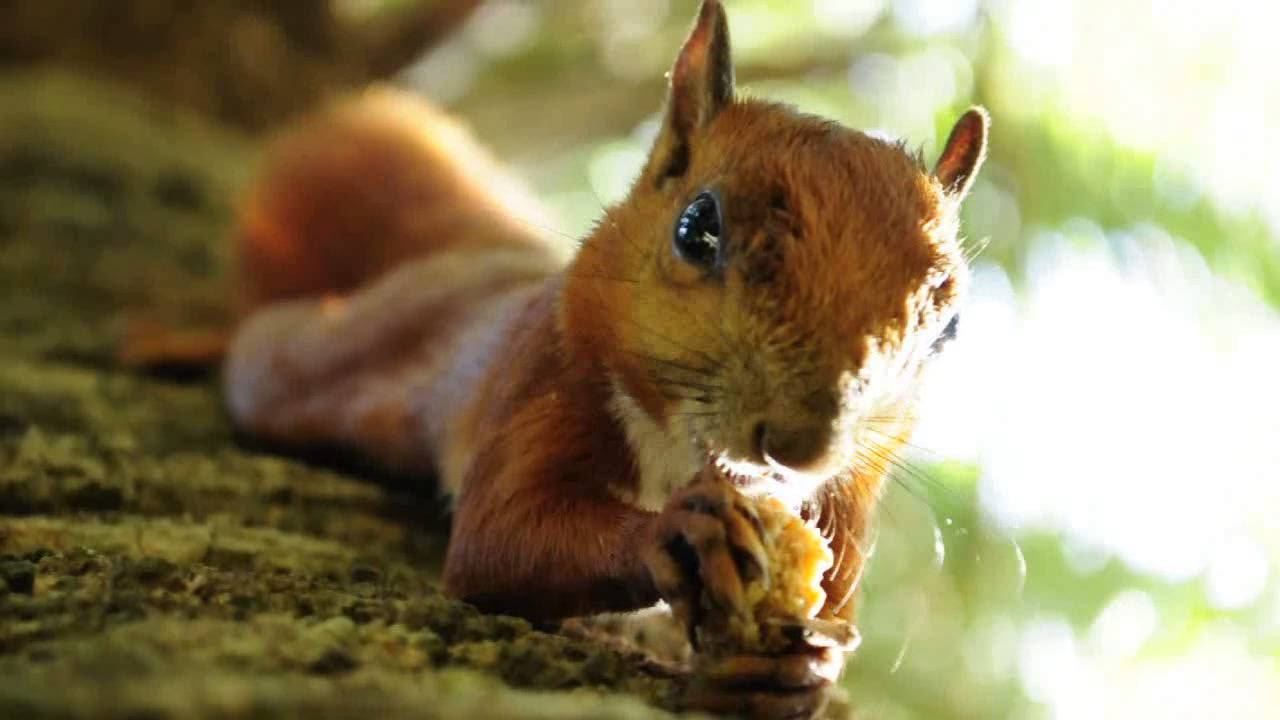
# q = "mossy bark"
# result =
<box><xmin>0</xmin><ymin>69</ymin><xmax>693</xmax><ymax>719</ymax></box>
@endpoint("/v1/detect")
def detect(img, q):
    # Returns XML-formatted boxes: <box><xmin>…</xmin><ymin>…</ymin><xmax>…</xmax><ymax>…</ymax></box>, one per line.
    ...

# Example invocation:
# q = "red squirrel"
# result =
<box><xmin>211</xmin><ymin>1</ymin><xmax>987</xmax><ymax>714</ymax></box>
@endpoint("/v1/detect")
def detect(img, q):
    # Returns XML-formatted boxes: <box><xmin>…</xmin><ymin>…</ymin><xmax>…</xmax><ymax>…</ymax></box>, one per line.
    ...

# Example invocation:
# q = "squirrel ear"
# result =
<box><xmin>933</xmin><ymin>107</ymin><xmax>989</xmax><ymax>200</ymax></box>
<box><xmin>645</xmin><ymin>0</ymin><xmax>734</xmax><ymax>185</ymax></box>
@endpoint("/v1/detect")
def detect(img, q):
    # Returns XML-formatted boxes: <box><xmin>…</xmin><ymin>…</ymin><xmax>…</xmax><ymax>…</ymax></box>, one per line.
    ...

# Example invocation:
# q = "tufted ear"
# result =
<box><xmin>644</xmin><ymin>0</ymin><xmax>734</xmax><ymax>186</ymax></box>
<box><xmin>933</xmin><ymin>107</ymin><xmax>989</xmax><ymax>200</ymax></box>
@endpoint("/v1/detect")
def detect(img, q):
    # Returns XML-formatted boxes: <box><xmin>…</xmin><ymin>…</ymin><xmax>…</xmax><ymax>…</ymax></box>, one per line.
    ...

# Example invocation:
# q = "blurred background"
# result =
<box><xmin>2</xmin><ymin>0</ymin><xmax>1278</xmax><ymax>718</ymax></box>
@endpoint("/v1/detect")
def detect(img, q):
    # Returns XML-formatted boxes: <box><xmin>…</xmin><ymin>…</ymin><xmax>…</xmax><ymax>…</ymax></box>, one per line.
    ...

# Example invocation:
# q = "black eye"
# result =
<box><xmin>931</xmin><ymin>314</ymin><xmax>959</xmax><ymax>354</ymax></box>
<box><xmin>673</xmin><ymin>193</ymin><xmax>722</xmax><ymax>269</ymax></box>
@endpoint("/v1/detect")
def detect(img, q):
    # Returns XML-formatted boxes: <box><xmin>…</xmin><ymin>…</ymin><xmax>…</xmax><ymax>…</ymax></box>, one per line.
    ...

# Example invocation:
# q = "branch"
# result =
<box><xmin>354</xmin><ymin>0</ymin><xmax>486</xmax><ymax>81</ymax></box>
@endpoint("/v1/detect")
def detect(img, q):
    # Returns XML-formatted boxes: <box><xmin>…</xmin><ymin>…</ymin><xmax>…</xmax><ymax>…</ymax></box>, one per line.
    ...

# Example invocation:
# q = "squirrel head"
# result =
<box><xmin>563</xmin><ymin>0</ymin><xmax>988</xmax><ymax>500</ymax></box>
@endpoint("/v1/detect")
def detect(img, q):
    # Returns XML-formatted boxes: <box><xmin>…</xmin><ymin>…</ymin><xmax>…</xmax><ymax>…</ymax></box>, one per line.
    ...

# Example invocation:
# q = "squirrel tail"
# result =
<box><xmin>234</xmin><ymin>87</ymin><xmax>554</xmax><ymax>312</ymax></box>
<box><xmin>120</xmin><ymin>88</ymin><xmax>553</xmax><ymax>369</ymax></box>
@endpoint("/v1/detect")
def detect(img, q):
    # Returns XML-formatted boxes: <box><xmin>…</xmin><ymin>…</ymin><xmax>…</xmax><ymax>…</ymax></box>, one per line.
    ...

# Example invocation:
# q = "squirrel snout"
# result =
<box><xmin>753</xmin><ymin>419</ymin><xmax>839</xmax><ymax>477</ymax></box>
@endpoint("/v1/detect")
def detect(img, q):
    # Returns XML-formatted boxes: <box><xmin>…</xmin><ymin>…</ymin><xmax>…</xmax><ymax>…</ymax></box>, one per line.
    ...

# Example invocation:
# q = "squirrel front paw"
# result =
<box><xmin>643</xmin><ymin>468</ymin><xmax>855</xmax><ymax>718</ymax></box>
<box><xmin>687</xmin><ymin>645</ymin><xmax>845</xmax><ymax>720</ymax></box>
<box><xmin>642</xmin><ymin>468</ymin><xmax>771</xmax><ymax>643</ymax></box>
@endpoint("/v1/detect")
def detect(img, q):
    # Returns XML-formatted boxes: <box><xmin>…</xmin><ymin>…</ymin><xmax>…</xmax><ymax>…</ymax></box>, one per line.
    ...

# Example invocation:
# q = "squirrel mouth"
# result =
<box><xmin>691</xmin><ymin>433</ymin><xmax>801</xmax><ymax>490</ymax></box>
<box><xmin>710</xmin><ymin>452</ymin><xmax>786</xmax><ymax>489</ymax></box>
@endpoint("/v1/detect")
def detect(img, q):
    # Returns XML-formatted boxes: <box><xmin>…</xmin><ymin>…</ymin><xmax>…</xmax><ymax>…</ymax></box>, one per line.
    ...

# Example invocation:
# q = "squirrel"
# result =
<box><xmin>154</xmin><ymin>1</ymin><xmax>988</xmax><ymax>716</ymax></box>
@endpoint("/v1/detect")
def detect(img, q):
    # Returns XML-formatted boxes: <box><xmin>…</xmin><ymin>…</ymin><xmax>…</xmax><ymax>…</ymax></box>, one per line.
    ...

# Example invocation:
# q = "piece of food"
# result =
<box><xmin>697</xmin><ymin>492</ymin><xmax>834</xmax><ymax>654</ymax></box>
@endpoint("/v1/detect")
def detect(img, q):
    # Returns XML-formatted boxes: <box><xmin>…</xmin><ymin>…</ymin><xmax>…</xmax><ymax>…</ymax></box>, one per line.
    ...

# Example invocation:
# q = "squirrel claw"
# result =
<box><xmin>686</xmin><ymin>645</ymin><xmax>843</xmax><ymax>720</ymax></box>
<box><xmin>701</xmin><ymin>645</ymin><xmax>844</xmax><ymax>688</ymax></box>
<box><xmin>652</xmin><ymin>509</ymin><xmax>747</xmax><ymax>617</ymax></box>
<box><xmin>768</xmin><ymin>618</ymin><xmax>862</xmax><ymax>651</ymax></box>
<box><xmin>645</xmin><ymin>472</ymin><xmax>771</xmax><ymax>636</ymax></box>
<box><xmin>685</xmin><ymin>681</ymin><xmax>833</xmax><ymax>720</ymax></box>
<box><xmin>681</xmin><ymin>469</ymin><xmax>771</xmax><ymax>583</ymax></box>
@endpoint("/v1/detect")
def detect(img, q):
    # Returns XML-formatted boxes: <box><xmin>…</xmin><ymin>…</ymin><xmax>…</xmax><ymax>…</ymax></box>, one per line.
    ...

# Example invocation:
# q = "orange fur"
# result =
<box><xmin>222</xmin><ymin>0</ymin><xmax>988</xmax><ymax>630</ymax></box>
<box><xmin>233</xmin><ymin>87</ymin><xmax>558</xmax><ymax>312</ymax></box>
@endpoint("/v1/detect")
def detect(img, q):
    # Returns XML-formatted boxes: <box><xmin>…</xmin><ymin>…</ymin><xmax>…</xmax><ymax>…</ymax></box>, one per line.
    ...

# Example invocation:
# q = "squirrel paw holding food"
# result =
<box><xmin>137</xmin><ymin>0</ymin><xmax>989</xmax><ymax>717</ymax></box>
<box><xmin>647</xmin><ymin>466</ymin><xmax>856</xmax><ymax>718</ymax></box>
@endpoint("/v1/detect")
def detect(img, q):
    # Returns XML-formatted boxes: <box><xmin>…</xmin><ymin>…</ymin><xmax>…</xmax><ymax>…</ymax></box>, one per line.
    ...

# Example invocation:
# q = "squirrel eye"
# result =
<box><xmin>673</xmin><ymin>193</ymin><xmax>722</xmax><ymax>269</ymax></box>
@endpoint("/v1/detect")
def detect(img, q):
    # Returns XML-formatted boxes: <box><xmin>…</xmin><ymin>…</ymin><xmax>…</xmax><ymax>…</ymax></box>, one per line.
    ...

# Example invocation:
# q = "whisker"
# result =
<box><xmin>859</xmin><ymin>436</ymin><xmax>966</xmax><ymax>513</ymax></box>
<box><xmin>652</xmin><ymin>385</ymin><xmax>712</xmax><ymax>404</ymax></box>
<box><xmin>857</xmin><ymin>443</ymin><xmax>935</xmax><ymax>508</ymax></box>
<box><xmin>618</xmin><ymin>350</ymin><xmax>719</xmax><ymax>379</ymax></box>
<box><xmin>666</xmin><ymin>410</ymin><xmax>719</xmax><ymax>420</ymax></box>
<box><xmin>621</xmin><ymin>317</ymin><xmax>725</xmax><ymax>369</ymax></box>
<box><xmin>651</xmin><ymin>375</ymin><xmax>721</xmax><ymax>395</ymax></box>
<box><xmin>562</xmin><ymin>270</ymin><xmax>650</xmax><ymax>286</ymax></box>
<box><xmin>859</xmin><ymin>425</ymin><xmax>945</xmax><ymax>462</ymax></box>
<box><xmin>962</xmin><ymin>235</ymin><xmax>992</xmax><ymax>263</ymax></box>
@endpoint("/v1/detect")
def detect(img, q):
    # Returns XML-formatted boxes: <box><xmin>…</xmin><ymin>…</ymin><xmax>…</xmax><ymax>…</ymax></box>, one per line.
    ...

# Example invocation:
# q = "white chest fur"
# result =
<box><xmin>608</xmin><ymin>385</ymin><xmax>702</xmax><ymax>512</ymax></box>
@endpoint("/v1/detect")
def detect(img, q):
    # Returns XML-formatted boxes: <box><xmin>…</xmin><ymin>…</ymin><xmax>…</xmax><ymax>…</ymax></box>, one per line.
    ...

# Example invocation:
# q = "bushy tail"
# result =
<box><xmin>120</xmin><ymin>88</ymin><xmax>553</xmax><ymax>368</ymax></box>
<box><xmin>233</xmin><ymin>87</ymin><xmax>553</xmax><ymax>312</ymax></box>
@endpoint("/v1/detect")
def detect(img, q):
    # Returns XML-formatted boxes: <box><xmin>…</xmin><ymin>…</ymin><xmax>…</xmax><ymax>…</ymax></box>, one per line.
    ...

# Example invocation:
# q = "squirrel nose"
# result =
<box><xmin>754</xmin><ymin>420</ymin><xmax>837</xmax><ymax>476</ymax></box>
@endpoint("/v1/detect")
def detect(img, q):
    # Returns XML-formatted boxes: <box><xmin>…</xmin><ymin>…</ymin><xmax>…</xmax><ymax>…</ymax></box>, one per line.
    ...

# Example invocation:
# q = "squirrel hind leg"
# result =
<box><xmin>222</xmin><ymin>293</ymin><xmax>436</xmax><ymax>474</ymax></box>
<box><xmin>560</xmin><ymin>606</ymin><xmax>693</xmax><ymax>668</ymax></box>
